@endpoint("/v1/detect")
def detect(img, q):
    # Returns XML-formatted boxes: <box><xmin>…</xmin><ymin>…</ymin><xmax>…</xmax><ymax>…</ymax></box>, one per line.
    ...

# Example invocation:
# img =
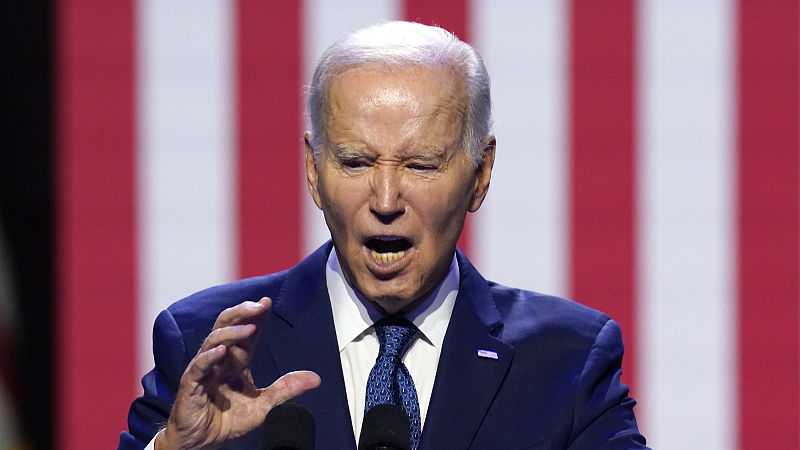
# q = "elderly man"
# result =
<box><xmin>119</xmin><ymin>21</ymin><xmax>648</xmax><ymax>450</ymax></box>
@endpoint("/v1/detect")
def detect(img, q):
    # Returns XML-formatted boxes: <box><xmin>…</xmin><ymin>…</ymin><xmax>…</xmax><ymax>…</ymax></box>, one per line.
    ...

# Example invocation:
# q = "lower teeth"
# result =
<box><xmin>371</xmin><ymin>250</ymin><xmax>405</xmax><ymax>263</ymax></box>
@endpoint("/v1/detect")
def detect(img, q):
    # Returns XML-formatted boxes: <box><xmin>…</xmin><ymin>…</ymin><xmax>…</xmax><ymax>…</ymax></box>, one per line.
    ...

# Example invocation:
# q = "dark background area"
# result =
<box><xmin>0</xmin><ymin>1</ymin><xmax>54</xmax><ymax>449</ymax></box>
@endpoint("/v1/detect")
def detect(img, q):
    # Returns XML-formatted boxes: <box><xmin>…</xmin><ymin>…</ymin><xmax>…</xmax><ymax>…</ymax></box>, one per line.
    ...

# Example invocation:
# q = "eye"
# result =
<box><xmin>408</xmin><ymin>163</ymin><xmax>437</xmax><ymax>173</ymax></box>
<box><xmin>340</xmin><ymin>158</ymin><xmax>370</xmax><ymax>173</ymax></box>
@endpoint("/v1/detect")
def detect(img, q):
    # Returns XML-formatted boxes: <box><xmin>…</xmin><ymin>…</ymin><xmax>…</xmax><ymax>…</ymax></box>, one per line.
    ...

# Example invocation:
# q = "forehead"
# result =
<box><xmin>323</xmin><ymin>65</ymin><xmax>468</xmax><ymax>150</ymax></box>
<box><xmin>326</xmin><ymin>64</ymin><xmax>466</xmax><ymax>118</ymax></box>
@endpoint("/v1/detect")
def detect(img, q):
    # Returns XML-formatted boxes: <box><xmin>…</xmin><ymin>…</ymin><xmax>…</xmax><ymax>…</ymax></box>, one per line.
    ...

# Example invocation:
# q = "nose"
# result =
<box><xmin>369</xmin><ymin>166</ymin><xmax>404</xmax><ymax>222</ymax></box>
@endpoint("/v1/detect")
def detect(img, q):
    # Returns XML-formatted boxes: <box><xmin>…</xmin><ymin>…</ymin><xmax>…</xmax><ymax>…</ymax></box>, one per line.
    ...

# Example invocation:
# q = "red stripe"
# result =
<box><xmin>568</xmin><ymin>0</ymin><xmax>638</xmax><ymax>392</ymax></box>
<box><xmin>403</xmin><ymin>0</ymin><xmax>474</xmax><ymax>257</ymax></box>
<box><xmin>737</xmin><ymin>1</ymin><xmax>800</xmax><ymax>448</ymax></box>
<box><xmin>236</xmin><ymin>0</ymin><xmax>304</xmax><ymax>278</ymax></box>
<box><xmin>53</xmin><ymin>1</ymin><xmax>137</xmax><ymax>449</ymax></box>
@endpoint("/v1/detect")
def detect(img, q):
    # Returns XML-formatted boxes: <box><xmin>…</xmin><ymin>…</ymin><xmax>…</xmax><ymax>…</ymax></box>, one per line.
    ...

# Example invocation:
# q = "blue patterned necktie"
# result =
<box><xmin>365</xmin><ymin>318</ymin><xmax>422</xmax><ymax>450</ymax></box>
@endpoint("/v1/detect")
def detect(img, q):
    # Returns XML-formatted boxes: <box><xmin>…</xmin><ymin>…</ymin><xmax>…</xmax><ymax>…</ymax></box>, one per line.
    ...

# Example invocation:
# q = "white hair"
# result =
<box><xmin>306</xmin><ymin>21</ymin><xmax>493</xmax><ymax>167</ymax></box>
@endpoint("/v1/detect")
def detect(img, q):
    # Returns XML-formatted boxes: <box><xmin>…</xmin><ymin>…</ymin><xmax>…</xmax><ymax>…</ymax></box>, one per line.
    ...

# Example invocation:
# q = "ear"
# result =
<box><xmin>304</xmin><ymin>132</ymin><xmax>323</xmax><ymax>209</ymax></box>
<box><xmin>468</xmin><ymin>136</ymin><xmax>496</xmax><ymax>213</ymax></box>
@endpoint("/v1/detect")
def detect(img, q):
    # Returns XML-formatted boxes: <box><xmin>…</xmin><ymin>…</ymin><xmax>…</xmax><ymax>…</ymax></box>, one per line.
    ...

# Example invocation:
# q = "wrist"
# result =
<box><xmin>154</xmin><ymin>424</ymin><xmax>213</xmax><ymax>450</ymax></box>
<box><xmin>153</xmin><ymin>428</ymin><xmax>166</xmax><ymax>450</ymax></box>
<box><xmin>154</xmin><ymin>427</ymin><xmax>179</xmax><ymax>450</ymax></box>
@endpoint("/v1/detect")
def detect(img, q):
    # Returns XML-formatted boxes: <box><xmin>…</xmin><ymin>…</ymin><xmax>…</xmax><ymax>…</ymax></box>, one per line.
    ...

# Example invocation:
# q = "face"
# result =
<box><xmin>305</xmin><ymin>65</ymin><xmax>495</xmax><ymax>315</ymax></box>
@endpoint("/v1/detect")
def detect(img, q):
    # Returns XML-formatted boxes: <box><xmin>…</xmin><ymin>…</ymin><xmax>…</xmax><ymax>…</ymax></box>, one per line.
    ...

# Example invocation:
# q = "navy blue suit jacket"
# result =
<box><xmin>119</xmin><ymin>242</ymin><xmax>648</xmax><ymax>450</ymax></box>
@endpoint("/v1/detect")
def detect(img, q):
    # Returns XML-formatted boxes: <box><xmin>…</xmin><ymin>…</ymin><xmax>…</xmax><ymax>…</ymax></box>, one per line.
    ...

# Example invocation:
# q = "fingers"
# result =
<box><xmin>197</xmin><ymin>297</ymin><xmax>272</xmax><ymax>355</ymax></box>
<box><xmin>198</xmin><ymin>321</ymin><xmax>259</xmax><ymax>354</ymax></box>
<box><xmin>180</xmin><ymin>344</ymin><xmax>227</xmax><ymax>396</ymax></box>
<box><xmin>181</xmin><ymin>324</ymin><xmax>259</xmax><ymax>392</ymax></box>
<box><xmin>213</xmin><ymin>297</ymin><xmax>272</xmax><ymax>330</ymax></box>
<box><xmin>262</xmin><ymin>371</ymin><xmax>322</xmax><ymax>409</ymax></box>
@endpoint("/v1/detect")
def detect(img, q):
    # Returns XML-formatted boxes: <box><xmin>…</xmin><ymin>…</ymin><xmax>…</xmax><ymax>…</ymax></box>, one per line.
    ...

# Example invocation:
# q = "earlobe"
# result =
<box><xmin>468</xmin><ymin>136</ymin><xmax>496</xmax><ymax>213</ymax></box>
<box><xmin>304</xmin><ymin>132</ymin><xmax>323</xmax><ymax>209</ymax></box>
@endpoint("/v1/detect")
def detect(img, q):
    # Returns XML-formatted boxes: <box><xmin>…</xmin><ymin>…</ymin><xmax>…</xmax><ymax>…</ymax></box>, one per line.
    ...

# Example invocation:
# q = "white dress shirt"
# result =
<box><xmin>145</xmin><ymin>249</ymin><xmax>459</xmax><ymax>450</ymax></box>
<box><xmin>327</xmin><ymin>249</ymin><xmax>459</xmax><ymax>441</ymax></box>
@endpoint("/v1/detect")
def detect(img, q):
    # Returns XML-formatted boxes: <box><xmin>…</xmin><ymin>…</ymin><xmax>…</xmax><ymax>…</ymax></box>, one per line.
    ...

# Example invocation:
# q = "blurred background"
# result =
<box><xmin>1</xmin><ymin>1</ymin><xmax>797</xmax><ymax>449</ymax></box>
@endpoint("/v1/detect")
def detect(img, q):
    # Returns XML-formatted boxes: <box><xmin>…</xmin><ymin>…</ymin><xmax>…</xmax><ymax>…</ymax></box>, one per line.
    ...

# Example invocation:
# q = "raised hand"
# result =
<box><xmin>155</xmin><ymin>297</ymin><xmax>321</xmax><ymax>450</ymax></box>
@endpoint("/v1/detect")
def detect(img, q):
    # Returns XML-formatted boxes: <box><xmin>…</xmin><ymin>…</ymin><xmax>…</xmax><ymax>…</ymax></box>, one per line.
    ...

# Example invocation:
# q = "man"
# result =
<box><xmin>119</xmin><ymin>21</ymin><xmax>648</xmax><ymax>450</ymax></box>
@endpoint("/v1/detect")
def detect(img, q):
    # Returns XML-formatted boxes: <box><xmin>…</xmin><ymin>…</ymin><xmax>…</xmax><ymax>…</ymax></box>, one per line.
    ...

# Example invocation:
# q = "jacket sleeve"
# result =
<box><xmin>118</xmin><ymin>309</ymin><xmax>191</xmax><ymax>450</ymax></box>
<box><xmin>567</xmin><ymin>319</ymin><xmax>650</xmax><ymax>450</ymax></box>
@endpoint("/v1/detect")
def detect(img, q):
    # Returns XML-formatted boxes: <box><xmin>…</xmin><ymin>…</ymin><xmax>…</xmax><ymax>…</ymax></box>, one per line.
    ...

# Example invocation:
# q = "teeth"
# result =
<box><xmin>371</xmin><ymin>250</ymin><xmax>405</xmax><ymax>263</ymax></box>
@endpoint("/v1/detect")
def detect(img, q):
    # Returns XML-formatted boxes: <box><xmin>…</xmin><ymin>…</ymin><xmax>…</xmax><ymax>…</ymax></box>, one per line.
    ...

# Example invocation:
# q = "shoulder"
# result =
<box><xmin>162</xmin><ymin>241</ymin><xmax>334</xmax><ymax>340</ymax></box>
<box><xmin>455</xmin><ymin>249</ymin><xmax>616</xmax><ymax>351</ymax></box>
<box><xmin>167</xmin><ymin>270</ymin><xmax>289</xmax><ymax>323</ymax></box>
<box><xmin>489</xmin><ymin>282</ymin><xmax>625</xmax><ymax>370</ymax></box>
<box><xmin>488</xmin><ymin>282</ymin><xmax>612</xmax><ymax>344</ymax></box>
<box><xmin>151</xmin><ymin>270</ymin><xmax>291</xmax><ymax>356</ymax></box>
<box><xmin>491</xmin><ymin>285</ymin><xmax>620</xmax><ymax>377</ymax></box>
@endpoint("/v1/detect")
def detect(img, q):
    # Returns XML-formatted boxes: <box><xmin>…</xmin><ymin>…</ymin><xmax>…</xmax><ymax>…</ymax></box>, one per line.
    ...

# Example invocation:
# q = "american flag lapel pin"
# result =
<box><xmin>477</xmin><ymin>349</ymin><xmax>498</xmax><ymax>360</ymax></box>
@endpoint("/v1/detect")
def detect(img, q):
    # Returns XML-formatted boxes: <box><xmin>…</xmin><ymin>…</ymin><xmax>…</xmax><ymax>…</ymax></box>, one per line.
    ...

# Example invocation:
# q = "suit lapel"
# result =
<box><xmin>261</xmin><ymin>243</ymin><xmax>357</xmax><ymax>450</ymax></box>
<box><xmin>254</xmin><ymin>245</ymin><xmax>512</xmax><ymax>450</ymax></box>
<box><xmin>418</xmin><ymin>251</ymin><xmax>514</xmax><ymax>450</ymax></box>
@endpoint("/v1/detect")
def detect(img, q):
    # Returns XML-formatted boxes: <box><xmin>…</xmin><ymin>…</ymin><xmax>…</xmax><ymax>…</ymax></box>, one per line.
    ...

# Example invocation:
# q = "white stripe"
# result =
<box><xmin>471</xmin><ymin>0</ymin><xmax>570</xmax><ymax>298</ymax></box>
<box><xmin>301</xmin><ymin>0</ymin><xmax>401</xmax><ymax>255</ymax></box>
<box><xmin>637</xmin><ymin>1</ymin><xmax>737</xmax><ymax>448</ymax></box>
<box><xmin>136</xmin><ymin>0</ymin><xmax>237</xmax><ymax>379</ymax></box>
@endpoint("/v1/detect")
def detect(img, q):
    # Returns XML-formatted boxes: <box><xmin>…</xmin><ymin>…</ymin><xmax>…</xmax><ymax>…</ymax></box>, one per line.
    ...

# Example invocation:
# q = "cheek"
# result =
<box><xmin>415</xmin><ymin>183</ymin><xmax>471</xmax><ymax>229</ymax></box>
<box><xmin>318</xmin><ymin>176</ymin><xmax>367</xmax><ymax>231</ymax></box>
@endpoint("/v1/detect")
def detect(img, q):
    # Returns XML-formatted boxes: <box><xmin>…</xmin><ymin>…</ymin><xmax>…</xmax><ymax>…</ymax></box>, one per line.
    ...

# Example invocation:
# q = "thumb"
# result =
<box><xmin>261</xmin><ymin>370</ymin><xmax>322</xmax><ymax>410</ymax></box>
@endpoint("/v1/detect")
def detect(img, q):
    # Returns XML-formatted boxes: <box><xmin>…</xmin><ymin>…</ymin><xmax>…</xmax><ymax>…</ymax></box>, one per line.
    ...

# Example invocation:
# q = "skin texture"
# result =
<box><xmin>306</xmin><ymin>65</ymin><xmax>495</xmax><ymax>315</ymax></box>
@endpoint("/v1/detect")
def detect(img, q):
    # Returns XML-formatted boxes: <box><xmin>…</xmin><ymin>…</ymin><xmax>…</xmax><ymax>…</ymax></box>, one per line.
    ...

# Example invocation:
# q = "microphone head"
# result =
<box><xmin>358</xmin><ymin>404</ymin><xmax>411</xmax><ymax>450</ymax></box>
<box><xmin>263</xmin><ymin>402</ymin><xmax>316</xmax><ymax>450</ymax></box>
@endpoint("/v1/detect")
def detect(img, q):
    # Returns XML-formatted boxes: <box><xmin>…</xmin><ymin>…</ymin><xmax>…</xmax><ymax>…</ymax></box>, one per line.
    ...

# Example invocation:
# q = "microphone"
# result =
<box><xmin>358</xmin><ymin>404</ymin><xmax>411</xmax><ymax>450</ymax></box>
<box><xmin>262</xmin><ymin>402</ymin><xmax>316</xmax><ymax>450</ymax></box>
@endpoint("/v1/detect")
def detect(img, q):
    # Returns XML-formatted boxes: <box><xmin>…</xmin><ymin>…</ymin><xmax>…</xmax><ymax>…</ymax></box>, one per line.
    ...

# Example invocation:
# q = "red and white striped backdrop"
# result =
<box><xmin>53</xmin><ymin>1</ymin><xmax>798</xmax><ymax>449</ymax></box>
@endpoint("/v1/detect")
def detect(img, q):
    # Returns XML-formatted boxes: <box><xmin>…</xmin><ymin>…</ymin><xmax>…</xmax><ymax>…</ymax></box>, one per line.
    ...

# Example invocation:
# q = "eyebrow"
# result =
<box><xmin>332</xmin><ymin>145</ymin><xmax>447</xmax><ymax>161</ymax></box>
<box><xmin>333</xmin><ymin>146</ymin><xmax>367</xmax><ymax>160</ymax></box>
<box><xmin>408</xmin><ymin>147</ymin><xmax>447</xmax><ymax>160</ymax></box>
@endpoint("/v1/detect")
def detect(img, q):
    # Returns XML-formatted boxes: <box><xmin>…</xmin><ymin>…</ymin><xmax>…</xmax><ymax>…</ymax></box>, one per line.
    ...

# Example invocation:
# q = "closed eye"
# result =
<box><xmin>405</xmin><ymin>148</ymin><xmax>446</xmax><ymax>174</ymax></box>
<box><xmin>339</xmin><ymin>158</ymin><xmax>372</xmax><ymax>174</ymax></box>
<box><xmin>343</xmin><ymin>160</ymin><xmax>367</xmax><ymax>169</ymax></box>
<box><xmin>408</xmin><ymin>163</ymin><xmax>437</xmax><ymax>172</ymax></box>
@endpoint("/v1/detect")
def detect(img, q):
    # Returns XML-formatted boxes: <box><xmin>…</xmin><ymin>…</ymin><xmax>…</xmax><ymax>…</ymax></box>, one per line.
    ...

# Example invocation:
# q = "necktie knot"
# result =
<box><xmin>375</xmin><ymin>319</ymin><xmax>418</xmax><ymax>359</ymax></box>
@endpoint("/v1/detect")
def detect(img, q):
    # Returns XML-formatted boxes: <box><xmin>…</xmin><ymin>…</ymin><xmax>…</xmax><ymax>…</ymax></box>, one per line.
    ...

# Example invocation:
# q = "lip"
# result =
<box><xmin>362</xmin><ymin>235</ymin><xmax>414</xmax><ymax>277</ymax></box>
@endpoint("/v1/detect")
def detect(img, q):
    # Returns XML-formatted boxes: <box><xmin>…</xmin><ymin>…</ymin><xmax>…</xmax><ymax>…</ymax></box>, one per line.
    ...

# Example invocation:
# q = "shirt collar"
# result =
<box><xmin>327</xmin><ymin>247</ymin><xmax>459</xmax><ymax>353</ymax></box>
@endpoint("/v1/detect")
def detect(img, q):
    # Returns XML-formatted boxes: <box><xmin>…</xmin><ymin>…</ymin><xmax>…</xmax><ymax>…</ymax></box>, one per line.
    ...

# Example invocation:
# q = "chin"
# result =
<box><xmin>371</xmin><ymin>298</ymin><xmax>417</xmax><ymax>316</ymax></box>
<box><xmin>343</xmin><ymin>257</ymin><xmax>433</xmax><ymax>314</ymax></box>
<box><xmin>361</xmin><ymin>290</ymin><xmax>410</xmax><ymax>314</ymax></box>
<box><xmin>361</xmin><ymin>283</ymin><xmax>430</xmax><ymax>316</ymax></box>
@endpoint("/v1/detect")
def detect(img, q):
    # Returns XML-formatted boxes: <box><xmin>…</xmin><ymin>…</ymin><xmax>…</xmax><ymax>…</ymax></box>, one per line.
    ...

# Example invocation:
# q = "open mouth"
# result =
<box><xmin>365</xmin><ymin>236</ymin><xmax>412</xmax><ymax>263</ymax></box>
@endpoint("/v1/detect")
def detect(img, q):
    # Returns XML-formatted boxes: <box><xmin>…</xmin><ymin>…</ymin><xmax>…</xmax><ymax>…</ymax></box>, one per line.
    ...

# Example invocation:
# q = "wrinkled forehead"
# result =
<box><xmin>324</xmin><ymin>64</ymin><xmax>468</xmax><ymax>122</ymax></box>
